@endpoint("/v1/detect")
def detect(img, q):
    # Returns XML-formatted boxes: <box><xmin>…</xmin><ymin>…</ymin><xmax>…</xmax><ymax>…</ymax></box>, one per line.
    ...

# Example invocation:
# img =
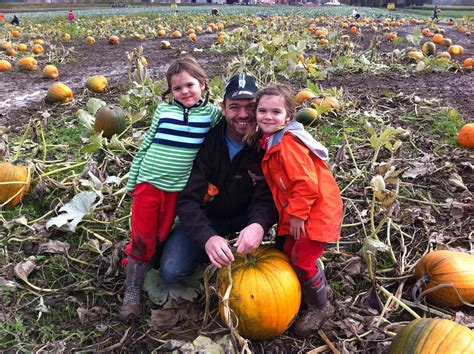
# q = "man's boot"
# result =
<box><xmin>293</xmin><ymin>267</ymin><xmax>334</xmax><ymax>337</ymax></box>
<box><xmin>119</xmin><ymin>256</ymin><xmax>149</xmax><ymax>322</ymax></box>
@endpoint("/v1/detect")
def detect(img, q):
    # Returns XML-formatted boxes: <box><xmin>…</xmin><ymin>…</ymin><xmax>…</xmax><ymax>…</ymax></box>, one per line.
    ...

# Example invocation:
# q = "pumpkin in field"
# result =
<box><xmin>31</xmin><ymin>44</ymin><xmax>44</xmax><ymax>54</ymax></box>
<box><xmin>464</xmin><ymin>58</ymin><xmax>474</xmax><ymax>68</ymax></box>
<box><xmin>413</xmin><ymin>250</ymin><xmax>474</xmax><ymax>307</ymax></box>
<box><xmin>171</xmin><ymin>30</ymin><xmax>182</xmax><ymax>39</ymax></box>
<box><xmin>86</xmin><ymin>36</ymin><xmax>96</xmax><ymax>44</ymax></box>
<box><xmin>160</xmin><ymin>40</ymin><xmax>171</xmax><ymax>49</ymax></box>
<box><xmin>43</xmin><ymin>64</ymin><xmax>59</xmax><ymax>79</ymax></box>
<box><xmin>5</xmin><ymin>48</ymin><xmax>16</xmax><ymax>57</ymax></box>
<box><xmin>436</xmin><ymin>51</ymin><xmax>451</xmax><ymax>60</ymax></box>
<box><xmin>422</xmin><ymin>41</ymin><xmax>436</xmax><ymax>56</ymax></box>
<box><xmin>389</xmin><ymin>318</ymin><xmax>474</xmax><ymax>354</ymax></box>
<box><xmin>457</xmin><ymin>123</ymin><xmax>474</xmax><ymax>148</ymax></box>
<box><xmin>0</xmin><ymin>162</ymin><xmax>31</xmax><ymax>208</ymax></box>
<box><xmin>62</xmin><ymin>33</ymin><xmax>71</xmax><ymax>41</ymax></box>
<box><xmin>294</xmin><ymin>89</ymin><xmax>316</xmax><ymax>105</ymax></box>
<box><xmin>11</xmin><ymin>30</ymin><xmax>20</xmax><ymax>38</ymax></box>
<box><xmin>33</xmin><ymin>39</ymin><xmax>44</xmax><ymax>45</ymax></box>
<box><xmin>407</xmin><ymin>50</ymin><xmax>424</xmax><ymax>62</ymax></box>
<box><xmin>17</xmin><ymin>43</ymin><xmax>27</xmax><ymax>51</ymax></box>
<box><xmin>386</xmin><ymin>32</ymin><xmax>397</xmax><ymax>41</ymax></box>
<box><xmin>448</xmin><ymin>44</ymin><xmax>464</xmax><ymax>56</ymax></box>
<box><xmin>46</xmin><ymin>83</ymin><xmax>74</xmax><ymax>104</ymax></box>
<box><xmin>311</xmin><ymin>95</ymin><xmax>340</xmax><ymax>111</ymax></box>
<box><xmin>217</xmin><ymin>33</ymin><xmax>225</xmax><ymax>44</ymax></box>
<box><xmin>0</xmin><ymin>59</ymin><xmax>12</xmax><ymax>71</ymax></box>
<box><xmin>296</xmin><ymin>107</ymin><xmax>319</xmax><ymax>126</ymax></box>
<box><xmin>108</xmin><ymin>35</ymin><xmax>120</xmax><ymax>45</ymax></box>
<box><xmin>18</xmin><ymin>57</ymin><xmax>38</xmax><ymax>71</ymax></box>
<box><xmin>85</xmin><ymin>75</ymin><xmax>108</xmax><ymax>93</ymax></box>
<box><xmin>157</xmin><ymin>29</ymin><xmax>166</xmax><ymax>37</ymax></box>
<box><xmin>188</xmin><ymin>33</ymin><xmax>197</xmax><ymax>41</ymax></box>
<box><xmin>218</xmin><ymin>245</ymin><xmax>301</xmax><ymax>340</ymax></box>
<box><xmin>94</xmin><ymin>105</ymin><xmax>127</xmax><ymax>138</ymax></box>
<box><xmin>432</xmin><ymin>33</ymin><xmax>443</xmax><ymax>44</ymax></box>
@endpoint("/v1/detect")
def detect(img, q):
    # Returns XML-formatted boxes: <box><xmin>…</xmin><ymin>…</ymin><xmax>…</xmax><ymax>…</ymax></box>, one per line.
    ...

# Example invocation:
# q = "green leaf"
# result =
<box><xmin>143</xmin><ymin>268</ymin><xmax>204</xmax><ymax>306</ymax></box>
<box><xmin>82</xmin><ymin>133</ymin><xmax>105</xmax><ymax>154</ymax></box>
<box><xmin>86</xmin><ymin>98</ymin><xmax>106</xmax><ymax>115</ymax></box>
<box><xmin>76</xmin><ymin>109</ymin><xmax>95</xmax><ymax>130</ymax></box>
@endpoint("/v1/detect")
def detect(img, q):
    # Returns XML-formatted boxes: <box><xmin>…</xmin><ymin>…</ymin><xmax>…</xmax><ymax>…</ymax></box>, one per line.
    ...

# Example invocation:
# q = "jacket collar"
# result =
<box><xmin>172</xmin><ymin>98</ymin><xmax>204</xmax><ymax>110</ymax></box>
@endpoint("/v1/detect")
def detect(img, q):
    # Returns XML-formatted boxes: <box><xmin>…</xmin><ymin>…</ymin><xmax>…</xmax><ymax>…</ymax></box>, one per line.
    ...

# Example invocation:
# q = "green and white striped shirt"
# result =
<box><xmin>127</xmin><ymin>100</ymin><xmax>221</xmax><ymax>192</ymax></box>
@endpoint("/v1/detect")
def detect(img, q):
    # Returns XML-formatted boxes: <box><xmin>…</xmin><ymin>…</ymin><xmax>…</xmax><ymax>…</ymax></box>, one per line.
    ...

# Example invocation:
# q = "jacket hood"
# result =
<box><xmin>267</xmin><ymin>121</ymin><xmax>329</xmax><ymax>161</ymax></box>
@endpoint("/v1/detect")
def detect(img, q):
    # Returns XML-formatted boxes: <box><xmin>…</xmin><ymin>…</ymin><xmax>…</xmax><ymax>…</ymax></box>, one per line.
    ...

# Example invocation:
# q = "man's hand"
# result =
<box><xmin>290</xmin><ymin>217</ymin><xmax>306</xmax><ymax>240</ymax></box>
<box><xmin>205</xmin><ymin>236</ymin><xmax>234</xmax><ymax>268</ymax></box>
<box><xmin>235</xmin><ymin>223</ymin><xmax>264</xmax><ymax>255</ymax></box>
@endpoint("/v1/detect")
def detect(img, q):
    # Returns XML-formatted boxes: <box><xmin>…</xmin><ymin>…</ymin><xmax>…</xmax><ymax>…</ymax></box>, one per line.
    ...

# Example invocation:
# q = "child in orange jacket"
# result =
<box><xmin>254</xmin><ymin>84</ymin><xmax>343</xmax><ymax>335</ymax></box>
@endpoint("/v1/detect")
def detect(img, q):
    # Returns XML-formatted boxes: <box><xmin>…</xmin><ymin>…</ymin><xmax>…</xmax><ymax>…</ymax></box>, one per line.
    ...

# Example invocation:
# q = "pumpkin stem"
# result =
<box><xmin>412</xmin><ymin>274</ymin><xmax>429</xmax><ymax>304</ymax></box>
<box><xmin>245</xmin><ymin>254</ymin><xmax>257</xmax><ymax>265</ymax></box>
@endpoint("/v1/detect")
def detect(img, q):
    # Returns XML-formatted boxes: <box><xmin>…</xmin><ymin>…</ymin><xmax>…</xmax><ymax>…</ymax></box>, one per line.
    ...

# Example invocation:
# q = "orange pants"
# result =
<box><xmin>124</xmin><ymin>183</ymin><xmax>178</xmax><ymax>263</ymax></box>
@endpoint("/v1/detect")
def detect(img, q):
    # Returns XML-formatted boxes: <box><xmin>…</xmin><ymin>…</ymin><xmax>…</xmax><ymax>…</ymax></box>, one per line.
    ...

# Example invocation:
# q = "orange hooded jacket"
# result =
<box><xmin>261</xmin><ymin>129</ymin><xmax>343</xmax><ymax>243</ymax></box>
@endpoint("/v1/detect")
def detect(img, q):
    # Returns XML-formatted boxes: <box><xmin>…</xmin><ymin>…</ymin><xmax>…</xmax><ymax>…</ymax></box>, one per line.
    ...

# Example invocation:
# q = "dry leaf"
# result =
<box><xmin>13</xmin><ymin>256</ymin><xmax>37</xmax><ymax>282</ymax></box>
<box><xmin>38</xmin><ymin>240</ymin><xmax>70</xmax><ymax>255</ymax></box>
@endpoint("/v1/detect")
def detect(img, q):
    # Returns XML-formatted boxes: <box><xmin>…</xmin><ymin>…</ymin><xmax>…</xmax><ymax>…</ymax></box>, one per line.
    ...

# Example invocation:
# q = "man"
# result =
<box><xmin>10</xmin><ymin>15</ymin><xmax>19</xmax><ymax>26</ymax></box>
<box><xmin>158</xmin><ymin>74</ymin><xmax>278</xmax><ymax>283</ymax></box>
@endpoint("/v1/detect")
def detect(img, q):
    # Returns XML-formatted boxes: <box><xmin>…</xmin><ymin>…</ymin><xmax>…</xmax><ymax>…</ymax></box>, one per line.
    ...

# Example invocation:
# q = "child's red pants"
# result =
<box><xmin>124</xmin><ymin>182</ymin><xmax>178</xmax><ymax>263</ymax></box>
<box><xmin>282</xmin><ymin>237</ymin><xmax>326</xmax><ymax>282</ymax></box>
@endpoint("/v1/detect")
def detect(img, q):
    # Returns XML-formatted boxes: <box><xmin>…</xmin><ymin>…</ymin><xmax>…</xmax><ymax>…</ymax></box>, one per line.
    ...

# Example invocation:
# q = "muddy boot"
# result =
<box><xmin>293</xmin><ymin>268</ymin><xmax>334</xmax><ymax>337</ymax></box>
<box><xmin>119</xmin><ymin>257</ymin><xmax>149</xmax><ymax>322</ymax></box>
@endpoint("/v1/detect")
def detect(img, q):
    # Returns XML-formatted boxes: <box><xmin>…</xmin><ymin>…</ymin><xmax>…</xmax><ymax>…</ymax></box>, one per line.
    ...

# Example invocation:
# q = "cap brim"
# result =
<box><xmin>225</xmin><ymin>92</ymin><xmax>256</xmax><ymax>100</ymax></box>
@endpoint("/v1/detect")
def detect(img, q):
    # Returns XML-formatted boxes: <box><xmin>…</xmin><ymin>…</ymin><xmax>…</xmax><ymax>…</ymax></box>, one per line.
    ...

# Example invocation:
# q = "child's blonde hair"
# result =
<box><xmin>162</xmin><ymin>56</ymin><xmax>209</xmax><ymax>104</ymax></box>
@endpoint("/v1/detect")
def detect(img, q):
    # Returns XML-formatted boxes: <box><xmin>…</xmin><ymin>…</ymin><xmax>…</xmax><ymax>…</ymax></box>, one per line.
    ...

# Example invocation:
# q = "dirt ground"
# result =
<box><xmin>1</xmin><ymin>23</ymin><xmax>473</xmax><ymax>133</ymax></box>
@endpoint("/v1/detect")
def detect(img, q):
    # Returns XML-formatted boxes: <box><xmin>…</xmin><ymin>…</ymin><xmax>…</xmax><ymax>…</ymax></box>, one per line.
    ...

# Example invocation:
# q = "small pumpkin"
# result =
<box><xmin>43</xmin><ymin>64</ymin><xmax>59</xmax><ymax>79</ymax></box>
<box><xmin>0</xmin><ymin>59</ymin><xmax>12</xmax><ymax>72</ymax></box>
<box><xmin>311</xmin><ymin>95</ymin><xmax>340</xmax><ymax>111</ymax></box>
<box><xmin>85</xmin><ymin>75</ymin><xmax>108</xmax><ymax>93</ymax></box>
<box><xmin>422</xmin><ymin>41</ymin><xmax>436</xmax><ymax>56</ymax></box>
<box><xmin>11</xmin><ymin>30</ymin><xmax>20</xmax><ymax>38</ymax></box>
<box><xmin>432</xmin><ymin>33</ymin><xmax>443</xmax><ymax>44</ymax></box>
<box><xmin>62</xmin><ymin>33</ymin><xmax>71</xmax><ymax>41</ymax></box>
<box><xmin>436</xmin><ymin>51</ymin><xmax>451</xmax><ymax>60</ymax></box>
<box><xmin>389</xmin><ymin>318</ymin><xmax>474</xmax><ymax>354</ymax></box>
<box><xmin>160</xmin><ymin>40</ymin><xmax>171</xmax><ymax>49</ymax></box>
<box><xmin>294</xmin><ymin>89</ymin><xmax>316</xmax><ymax>105</ymax></box>
<box><xmin>46</xmin><ymin>83</ymin><xmax>74</xmax><ymax>104</ymax></box>
<box><xmin>18</xmin><ymin>57</ymin><xmax>38</xmax><ymax>71</ymax></box>
<box><xmin>218</xmin><ymin>245</ymin><xmax>301</xmax><ymax>340</ymax></box>
<box><xmin>464</xmin><ymin>58</ymin><xmax>474</xmax><ymax>68</ymax></box>
<box><xmin>94</xmin><ymin>105</ymin><xmax>127</xmax><ymax>139</ymax></box>
<box><xmin>157</xmin><ymin>29</ymin><xmax>166</xmax><ymax>37</ymax></box>
<box><xmin>407</xmin><ymin>50</ymin><xmax>424</xmax><ymax>62</ymax></box>
<box><xmin>33</xmin><ymin>39</ymin><xmax>44</xmax><ymax>45</ymax></box>
<box><xmin>386</xmin><ymin>32</ymin><xmax>397</xmax><ymax>41</ymax></box>
<box><xmin>108</xmin><ymin>35</ymin><xmax>120</xmax><ymax>45</ymax></box>
<box><xmin>448</xmin><ymin>44</ymin><xmax>464</xmax><ymax>56</ymax></box>
<box><xmin>171</xmin><ymin>30</ymin><xmax>182</xmax><ymax>39</ymax></box>
<box><xmin>5</xmin><ymin>48</ymin><xmax>16</xmax><ymax>57</ymax></box>
<box><xmin>31</xmin><ymin>44</ymin><xmax>44</xmax><ymax>55</ymax></box>
<box><xmin>457</xmin><ymin>123</ymin><xmax>474</xmax><ymax>148</ymax></box>
<box><xmin>0</xmin><ymin>162</ymin><xmax>31</xmax><ymax>208</ymax></box>
<box><xmin>188</xmin><ymin>33</ymin><xmax>197</xmax><ymax>41</ymax></box>
<box><xmin>17</xmin><ymin>43</ymin><xmax>27</xmax><ymax>51</ymax></box>
<box><xmin>86</xmin><ymin>36</ymin><xmax>96</xmax><ymax>44</ymax></box>
<box><xmin>217</xmin><ymin>33</ymin><xmax>225</xmax><ymax>44</ymax></box>
<box><xmin>296</xmin><ymin>107</ymin><xmax>319</xmax><ymax>126</ymax></box>
<box><xmin>413</xmin><ymin>250</ymin><xmax>474</xmax><ymax>307</ymax></box>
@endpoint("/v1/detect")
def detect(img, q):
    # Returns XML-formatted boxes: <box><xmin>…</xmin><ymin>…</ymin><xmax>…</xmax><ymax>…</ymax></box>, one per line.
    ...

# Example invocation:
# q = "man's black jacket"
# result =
<box><xmin>176</xmin><ymin>120</ymin><xmax>278</xmax><ymax>249</ymax></box>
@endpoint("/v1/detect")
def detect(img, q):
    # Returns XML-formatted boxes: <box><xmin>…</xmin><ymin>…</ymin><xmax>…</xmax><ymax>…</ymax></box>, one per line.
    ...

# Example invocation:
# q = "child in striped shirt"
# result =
<box><xmin>120</xmin><ymin>57</ymin><xmax>221</xmax><ymax>321</ymax></box>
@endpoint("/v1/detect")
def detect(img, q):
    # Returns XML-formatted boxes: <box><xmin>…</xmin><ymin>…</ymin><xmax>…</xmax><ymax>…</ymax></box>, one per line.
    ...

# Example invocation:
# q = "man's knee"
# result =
<box><xmin>159</xmin><ymin>265</ymin><xmax>184</xmax><ymax>284</ymax></box>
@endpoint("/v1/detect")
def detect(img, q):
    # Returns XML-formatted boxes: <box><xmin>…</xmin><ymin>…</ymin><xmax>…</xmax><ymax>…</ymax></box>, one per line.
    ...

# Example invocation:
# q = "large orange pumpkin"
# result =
<box><xmin>294</xmin><ymin>89</ymin><xmax>316</xmax><ymax>105</ymax></box>
<box><xmin>46</xmin><ymin>83</ymin><xmax>74</xmax><ymax>104</ymax></box>
<box><xmin>389</xmin><ymin>318</ymin><xmax>474</xmax><ymax>354</ymax></box>
<box><xmin>414</xmin><ymin>250</ymin><xmax>474</xmax><ymax>307</ymax></box>
<box><xmin>108</xmin><ymin>35</ymin><xmax>120</xmax><ymax>45</ymax></box>
<box><xmin>18</xmin><ymin>57</ymin><xmax>38</xmax><ymax>71</ymax></box>
<box><xmin>43</xmin><ymin>64</ymin><xmax>59</xmax><ymax>79</ymax></box>
<box><xmin>457</xmin><ymin>123</ymin><xmax>474</xmax><ymax>148</ymax></box>
<box><xmin>448</xmin><ymin>44</ymin><xmax>464</xmax><ymax>56</ymax></box>
<box><xmin>0</xmin><ymin>162</ymin><xmax>31</xmax><ymax>208</ymax></box>
<box><xmin>218</xmin><ymin>245</ymin><xmax>301</xmax><ymax>340</ymax></box>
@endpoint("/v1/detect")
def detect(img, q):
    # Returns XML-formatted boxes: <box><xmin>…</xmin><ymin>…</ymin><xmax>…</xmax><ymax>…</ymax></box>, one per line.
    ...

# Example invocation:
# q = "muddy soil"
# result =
<box><xmin>0</xmin><ymin>23</ymin><xmax>472</xmax><ymax>131</ymax></box>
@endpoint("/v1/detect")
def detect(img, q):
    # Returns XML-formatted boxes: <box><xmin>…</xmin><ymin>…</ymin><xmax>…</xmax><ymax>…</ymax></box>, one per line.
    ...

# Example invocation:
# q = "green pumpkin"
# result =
<box><xmin>296</xmin><ymin>107</ymin><xmax>319</xmax><ymax>126</ymax></box>
<box><xmin>94</xmin><ymin>105</ymin><xmax>127</xmax><ymax>139</ymax></box>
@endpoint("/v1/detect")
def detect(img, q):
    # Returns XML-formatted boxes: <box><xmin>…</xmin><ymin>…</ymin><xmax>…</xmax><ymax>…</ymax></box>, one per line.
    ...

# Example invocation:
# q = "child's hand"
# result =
<box><xmin>290</xmin><ymin>217</ymin><xmax>306</xmax><ymax>240</ymax></box>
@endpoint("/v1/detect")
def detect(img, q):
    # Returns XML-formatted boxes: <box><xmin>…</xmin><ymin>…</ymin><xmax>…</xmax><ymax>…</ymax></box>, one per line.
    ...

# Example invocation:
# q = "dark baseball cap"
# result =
<box><xmin>224</xmin><ymin>74</ymin><xmax>258</xmax><ymax>100</ymax></box>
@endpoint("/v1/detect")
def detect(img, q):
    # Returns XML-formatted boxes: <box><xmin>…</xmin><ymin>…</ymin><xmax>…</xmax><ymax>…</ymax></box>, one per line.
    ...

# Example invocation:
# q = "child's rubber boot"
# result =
<box><xmin>119</xmin><ymin>256</ymin><xmax>149</xmax><ymax>322</ymax></box>
<box><xmin>293</xmin><ymin>266</ymin><xmax>334</xmax><ymax>337</ymax></box>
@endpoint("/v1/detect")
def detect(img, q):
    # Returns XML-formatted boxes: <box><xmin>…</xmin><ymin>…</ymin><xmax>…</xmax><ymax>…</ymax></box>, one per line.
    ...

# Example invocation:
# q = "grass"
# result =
<box><xmin>428</xmin><ymin>107</ymin><xmax>464</xmax><ymax>146</ymax></box>
<box><xmin>397</xmin><ymin>8</ymin><xmax>474</xmax><ymax>18</ymax></box>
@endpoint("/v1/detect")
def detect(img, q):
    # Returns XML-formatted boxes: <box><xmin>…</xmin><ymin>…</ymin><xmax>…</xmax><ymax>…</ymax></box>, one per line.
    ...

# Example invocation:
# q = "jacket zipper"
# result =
<box><xmin>184</xmin><ymin>108</ymin><xmax>189</xmax><ymax>125</ymax></box>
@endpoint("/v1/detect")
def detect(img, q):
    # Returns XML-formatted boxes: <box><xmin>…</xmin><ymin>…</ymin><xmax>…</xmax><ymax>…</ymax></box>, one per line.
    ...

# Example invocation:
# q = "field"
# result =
<box><xmin>1</xmin><ymin>5</ymin><xmax>473</xmax><ymax>353</ymax></box>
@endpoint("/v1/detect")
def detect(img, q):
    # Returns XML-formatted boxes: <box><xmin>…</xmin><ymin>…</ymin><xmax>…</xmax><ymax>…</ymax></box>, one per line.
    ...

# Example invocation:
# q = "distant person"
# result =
<box><xmin>10</xmin><ymin>15</ymin><xmax>19</xmax><ymax>26</ymax></box>
<box><xmin>352</xmin><ymin>8</ymin><xmax>361</xmax><ymax>20</ymax></box>
<box><xmin>211</xmin><ymin>8</ymin><xmax>220</xmax><ymax>16</ymax></box>
<box><xmin>432</xmin><ymin>5</ymin><xmax>440</xmax><ymax>22</ymax></box>
<box><xmin>0</xmin><ymin>13</ymin><xmax>5</xmax><ymax>22</ymax></box>
<box><xmin>67</xmin><ymin>10</ymin><xmax>76</xmax><ymax>23</ymax></box>
<box><xmin>171</xmin><ymin>2</ymin><xmax>178</xmax><ymax>14</ymax></box>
